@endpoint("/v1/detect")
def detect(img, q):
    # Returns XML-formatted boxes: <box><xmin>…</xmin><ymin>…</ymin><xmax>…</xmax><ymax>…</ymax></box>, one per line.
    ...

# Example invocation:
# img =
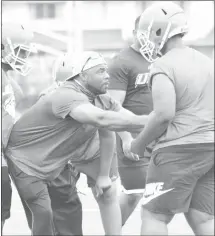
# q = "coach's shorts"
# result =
<box><xmin>116</xmin><ymin>135</ymin><xmax>150</xmax><ymax>190</ymax></box>
<box><xmin>142</xmin><ymin>143</ymin><xmax>214</xmax><ymax>216</ymax></box>
<box><xmin>73</xmin><ymin>154</ymin><xmax>118</xmax><ymax>188</ymax></box>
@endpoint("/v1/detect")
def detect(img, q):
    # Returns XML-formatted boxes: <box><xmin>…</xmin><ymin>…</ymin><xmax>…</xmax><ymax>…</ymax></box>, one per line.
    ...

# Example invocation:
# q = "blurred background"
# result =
<box><xmin>1</xmin><ymin>2</ymin><xmax>214</xmax><ymax>234</ymax></box>
<box><xmin>2</xmin><ymin>1</ymin><xmax>214</xmax><ymax>115</ymax></box>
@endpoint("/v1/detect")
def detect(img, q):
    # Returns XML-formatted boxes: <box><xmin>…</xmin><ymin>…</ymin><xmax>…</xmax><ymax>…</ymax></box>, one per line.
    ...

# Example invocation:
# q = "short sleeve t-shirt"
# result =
<box><xmin>148</xmin><ymin>47</ymin><xmax>214</xmax><ymax>151</ymax></box>
<box><xmin>6</xmin><ymin>81</ymin><xmax>120</xmax><ymax>180</ymax></box>
<box><xmin>39</xmin><ymin>81</ymin><xmax>60</xmax><ymax>99</ymax></box>
<box><xmin>108</xmin><ymin>47</ymin><xmax>153</xmax><ymax>115</ymax></box>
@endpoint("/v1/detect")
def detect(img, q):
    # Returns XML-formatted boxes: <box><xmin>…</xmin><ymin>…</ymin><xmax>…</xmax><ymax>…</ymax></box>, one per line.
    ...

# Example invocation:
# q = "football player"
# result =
<box><xmin>131</xmin><ymin>2</ymin><xmax>214</xmax><ymax>235</ymax></box>
<box><xmin>108</xmin><ymin>15</ymin><xmax>153</xmax><ymax>226</ymax></box>
<box><xmin>1</xmin><ymin>21</ymin><xmax>37</xmax><ymax>231</ymax></box>
<box><xmin>38</xmin><ymin>55</ymin><xmax>67</xmax><ymax>98</ymax></box>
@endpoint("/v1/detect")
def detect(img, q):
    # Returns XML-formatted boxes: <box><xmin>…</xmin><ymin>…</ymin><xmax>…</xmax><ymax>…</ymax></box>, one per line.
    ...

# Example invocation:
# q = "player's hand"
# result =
<box><xmin>122</xmin><ymin>139</ymin><xmax>139</xmax><ymax>161</ymax></box>
<box><xmin>94</xmin><ymin>175</ymin><xmax>112</xmax><ymax>198</ymax></box>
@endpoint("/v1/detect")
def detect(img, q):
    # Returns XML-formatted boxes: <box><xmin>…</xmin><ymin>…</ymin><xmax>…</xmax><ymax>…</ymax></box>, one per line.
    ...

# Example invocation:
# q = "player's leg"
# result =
<box><xmin>48</xmin><ymin>164</ymin><xmax>83</xmax><ymax>236</ymax></box>
<box><xmin>118</xmin><ymin>157</ymin><xmax>149</xmax><ymax>226</ymax></box>
<box><xmin>141</xmin><ymin>207</ymin><xmax>173</xmax><ymax>235</ymax></box>
<box><xmin>7</xmin><ymin>158</ymin><xmax>55</xmax><ymax>235</ymax></box>
<box><xmin>140</xmin><ymin>146</ymin><xmax>206</xmax><ymax>235</ymax></box>
<box><xmin>1</xmin><ymin>158</ymin><xmax>12</xmax><ymax>232</ymax></box>
<box><xmin>185</xmin><ymin>163</ymin><xmax>214</xmax><ymax>235</ymax></box>
<box><xmin>75</xmin><ymin>156</ymin><xmax>121</xmax><ymax>235</ymax></box>
<box><xmin>185</xmin><ymin>209</ymin><xmax>214</xmax><ymax>235</ymax></box>
<box><xmin>140</xmin><ymin>156</ymin><xmax>175</xmax><ymax>235</ymax></box>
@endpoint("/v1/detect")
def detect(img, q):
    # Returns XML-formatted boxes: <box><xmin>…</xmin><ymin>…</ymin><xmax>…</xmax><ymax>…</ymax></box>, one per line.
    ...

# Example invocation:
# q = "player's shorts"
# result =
<box><xmin>116</xmin><ymin>135</ymin><xmax>151</xmax><ymax>191</ymax></box>
<box><xmin>142</xmin><ymin>143</ymin><xmax>214</xmax><ymax>216</ymax></box>
<box><xmin>72</xmin><ymin>153</ymin><xmax>118</xmax><ymax>188</ymax></box>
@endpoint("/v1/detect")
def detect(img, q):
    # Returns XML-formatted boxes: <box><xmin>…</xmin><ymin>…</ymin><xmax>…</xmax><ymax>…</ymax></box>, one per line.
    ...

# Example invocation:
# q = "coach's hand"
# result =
<box><xmin>95</xmin><ymin>175</ymin><xmax>112</xmax><ymax>197</ymax></box>
<box><xmin>122</xmin><ymin>139</ymin><xmax>139</xmax><ymax>161</ymax></box>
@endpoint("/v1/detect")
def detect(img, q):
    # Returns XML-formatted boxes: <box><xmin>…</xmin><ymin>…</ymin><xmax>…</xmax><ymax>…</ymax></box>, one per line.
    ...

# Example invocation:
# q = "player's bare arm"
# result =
<box><xmin>131</xmin><ymin>74</ymin><xmax>176</xmax><ymax>156</ymax></box>
<box><xmin>94</xmin><ymin>128</ymin><xmax>116</xmax><ymax>196</ymax></box>
<box><xmin>69</xmin><ymin>103</ymin><xmax>148</xmax><ymax>131</ymax></box>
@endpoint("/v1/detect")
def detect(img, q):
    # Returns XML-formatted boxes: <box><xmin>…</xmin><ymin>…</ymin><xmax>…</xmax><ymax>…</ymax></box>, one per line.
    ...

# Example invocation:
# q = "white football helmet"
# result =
<box><xmin>2</xmin><ymin>22</ymin><xmax>37</xmax><ymax>76</ymax></box>
<box><xmin>137</xmin><ymin>2</ymin><xmax>189</xmax><ymax>62</ymax></box>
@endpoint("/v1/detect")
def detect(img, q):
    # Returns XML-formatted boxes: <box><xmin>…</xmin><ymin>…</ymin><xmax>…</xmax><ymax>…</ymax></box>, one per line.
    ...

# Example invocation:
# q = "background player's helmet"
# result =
<box><xmin>53</xmin><ymin>51</ymin><xmax>107</xmax><ymax>81</ymax></box>
<box><xmin>2</xmin><ymin>22</ymin><xmax>37</xmax><ymax>76</ymax></box>
<box><xmin>137</xmin><ymin>2</ymin><xmax>188</xmax><ymax>62</ymax></box>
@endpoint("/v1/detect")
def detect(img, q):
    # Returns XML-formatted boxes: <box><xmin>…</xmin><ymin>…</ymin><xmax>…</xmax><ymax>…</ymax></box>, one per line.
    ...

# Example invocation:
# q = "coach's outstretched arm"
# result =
<box><xmin>69</xmin><ymin>103</ymin><xmax>148</xmax><ymax>132</ymax></box>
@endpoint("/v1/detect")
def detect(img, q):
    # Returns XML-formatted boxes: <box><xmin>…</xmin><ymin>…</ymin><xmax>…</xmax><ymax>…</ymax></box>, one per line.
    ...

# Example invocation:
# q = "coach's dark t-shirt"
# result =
<box><xmin>6</xmin><ymin>81</ymin><xmax>120</xmax><ymax>180</ymax></box>
<box><xmin>108</xmin><ymin>47</ymin><xmax>153</xmax><ymax>163</ymax></box>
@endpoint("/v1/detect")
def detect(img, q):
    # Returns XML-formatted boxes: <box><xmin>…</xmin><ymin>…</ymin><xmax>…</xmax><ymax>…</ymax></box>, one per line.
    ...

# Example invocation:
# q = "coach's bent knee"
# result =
<box><xmin>141</xmin><ymin>206</ymin><xmax>174</xmax><ymax>224</ymax></box>
<box><xmin>98</xmin><ymin>182</ymin><xmax>118</xmax><ymax>205</ymax></box>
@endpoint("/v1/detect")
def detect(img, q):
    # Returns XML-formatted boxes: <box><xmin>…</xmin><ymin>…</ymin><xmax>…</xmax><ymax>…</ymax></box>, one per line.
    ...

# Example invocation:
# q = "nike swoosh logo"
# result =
<box><xmin>141</xmin><ymin>188</ymin><xmax>174</xmax><ymax>205</ymax></box>
<box><xmin>122</xmin><ymin>188</ymin><xmax>145</xmax><ymax>195</ymax></box>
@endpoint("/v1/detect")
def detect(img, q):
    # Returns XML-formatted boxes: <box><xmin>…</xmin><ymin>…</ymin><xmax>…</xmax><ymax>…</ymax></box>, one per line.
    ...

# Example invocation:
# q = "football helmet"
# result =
<box><xmin>137</xmin><ymin>2</ymin><xmax>189</xmax><ymax>62</ymax></box>
<box><xmin>2</xmin><ymin>22</ymin><xmax>37</xmax><ymax>76</ymax></box>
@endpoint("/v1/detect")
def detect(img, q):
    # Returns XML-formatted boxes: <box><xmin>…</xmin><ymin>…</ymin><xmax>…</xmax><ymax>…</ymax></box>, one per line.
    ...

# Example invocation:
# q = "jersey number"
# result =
<box><xmin>135</xmin><ymin>73</ymin><xmax>150</xmax><ymax>88</ymax></box>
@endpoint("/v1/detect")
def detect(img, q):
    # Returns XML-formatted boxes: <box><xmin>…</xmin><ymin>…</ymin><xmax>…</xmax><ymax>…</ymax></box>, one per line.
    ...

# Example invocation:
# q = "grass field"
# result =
<box><xmin>3</xmin><ymin>174</ymin><xmax>194</xmax><ymax>235</ymax></box>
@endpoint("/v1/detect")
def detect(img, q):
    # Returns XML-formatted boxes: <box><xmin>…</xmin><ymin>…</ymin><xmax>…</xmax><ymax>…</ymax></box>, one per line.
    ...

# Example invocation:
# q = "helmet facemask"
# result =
<box><xmin>137</xmin><ymin>30</ymin><xmax>157</xmax><ymax>63</ymax></box>
<box><xmin>137</xmin><ymin>21</ymin><xmax>172</xmax><ymax>63</ymax></box>
<box><xmin>3</xmin><ymin>38</ymin><xmax>37</xmax><ymax>76</ymax></box>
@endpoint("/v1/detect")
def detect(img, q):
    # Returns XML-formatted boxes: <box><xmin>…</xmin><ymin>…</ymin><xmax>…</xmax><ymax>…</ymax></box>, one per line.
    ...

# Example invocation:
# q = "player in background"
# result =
<box><xmin>108</xmin><ymin>16</ymin><xmax>153</xmax><ymax>226</ymax></box>
<box><xmin>1</xmin><ymin>21</ymin><xmax>37</xmax><ymax>231</ymax></box>
<box><xmin>131</xmin><ymin>2</ymin><xmax>214</xmax><ymax>235</ymax></box>
<box><xmin>5</xmin><ymin>51</ymin><xmax>149</xmax><ymax>235</ymax></box>
<box><xmin>38</xmin><ymin>55</ymin><xmax>67</xmax><ymax>97</ymax></box>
